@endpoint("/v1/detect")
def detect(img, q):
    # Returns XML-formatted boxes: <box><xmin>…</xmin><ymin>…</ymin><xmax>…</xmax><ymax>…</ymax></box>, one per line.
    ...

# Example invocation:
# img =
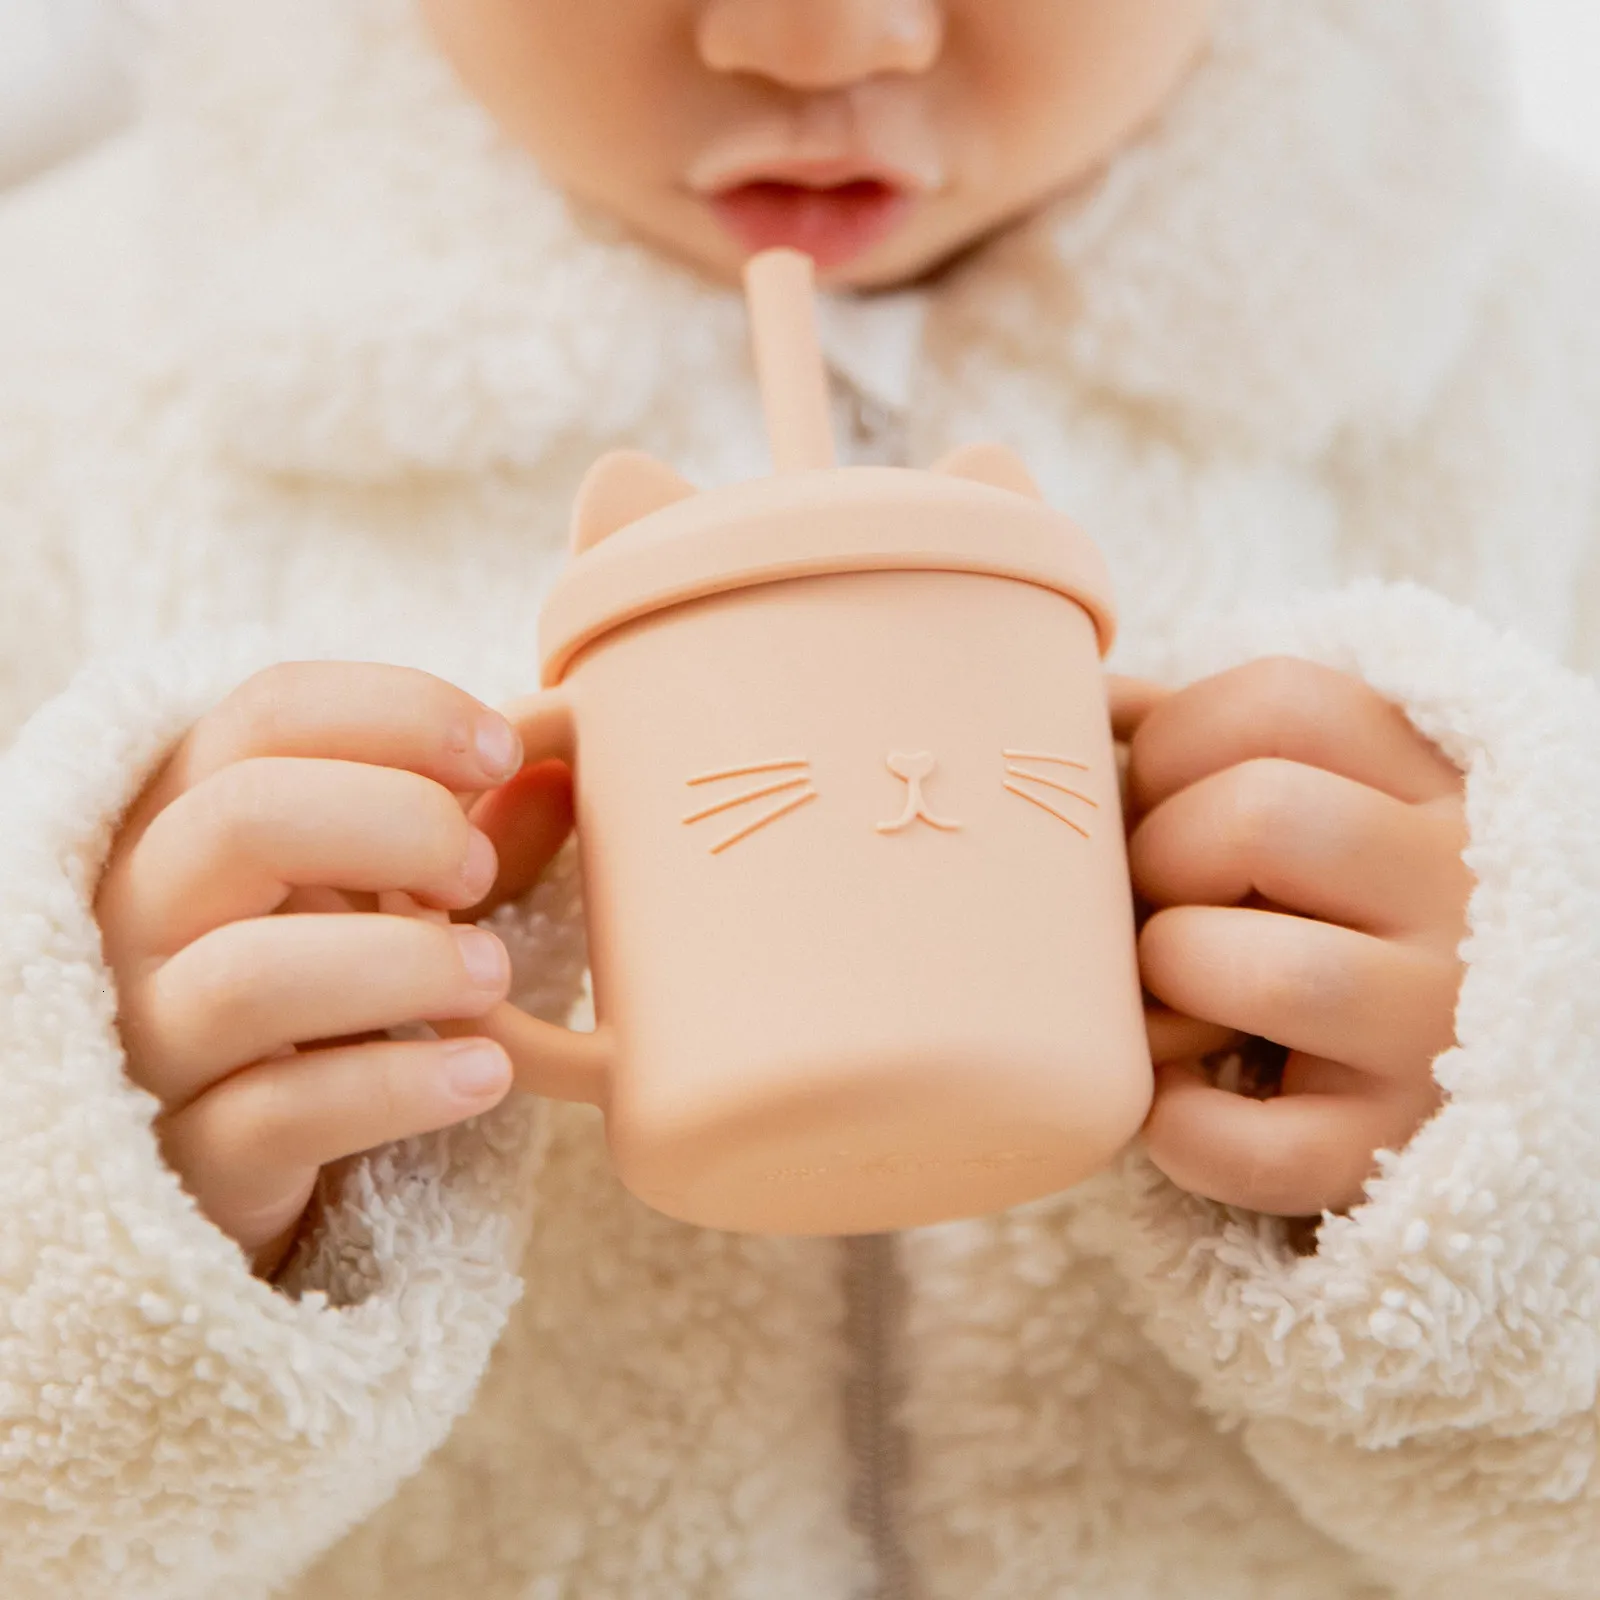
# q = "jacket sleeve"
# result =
<box><xmin>0</xmin><ymin>629</ymin><xmax>587</xmax><ymax>1600</ymax></box>
<box><xmin>1074</xmin><ymin>580</ymin><xmax>1600</xmax><ymax>1598</ymax></box>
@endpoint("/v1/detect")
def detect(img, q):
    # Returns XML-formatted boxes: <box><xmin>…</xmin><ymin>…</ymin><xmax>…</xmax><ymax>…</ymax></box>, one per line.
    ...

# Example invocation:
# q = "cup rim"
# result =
<box><xmin>538</xmin><ymin>466</ymin><xmax>1118</xmax><ymax>686</ymax></box>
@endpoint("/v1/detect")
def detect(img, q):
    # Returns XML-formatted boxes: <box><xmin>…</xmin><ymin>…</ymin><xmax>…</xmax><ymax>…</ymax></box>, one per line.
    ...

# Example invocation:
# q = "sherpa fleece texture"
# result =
<box><xmin>2</xmin><ymin>0</ymin><xmax>1600</xmax><ymax>1596</ymax></box>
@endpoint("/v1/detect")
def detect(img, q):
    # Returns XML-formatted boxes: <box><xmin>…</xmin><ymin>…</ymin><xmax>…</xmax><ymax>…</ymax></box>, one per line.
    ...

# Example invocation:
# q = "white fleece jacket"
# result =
<box><xmin>2</xmin><ymin>3</ymin><xmax>1600</xmax><ymax>1597</ymax></box>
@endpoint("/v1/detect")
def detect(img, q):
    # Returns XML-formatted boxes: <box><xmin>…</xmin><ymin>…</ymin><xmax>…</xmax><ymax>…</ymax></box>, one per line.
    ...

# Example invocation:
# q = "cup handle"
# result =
<box><xmin>413</xmin><ymin>687</ymin><xmax>615</xmax><ymax>1109</ymax></box>
<box><xmin>442</xmin><ymin>1004</ymin><xmax>615</xmax><ymax>1109</ymax></box>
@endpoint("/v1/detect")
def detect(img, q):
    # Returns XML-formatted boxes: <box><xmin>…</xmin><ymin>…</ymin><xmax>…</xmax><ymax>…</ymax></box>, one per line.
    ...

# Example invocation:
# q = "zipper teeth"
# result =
<box><xmin>842</xmin><ymin>387</ymin><xmax>907</xmax><ymax>467</ymax></box>
<box><xmin>843</xmin><ymin>1233</ymin><xmax>913</xmax><ymax>1600</ymax></box>
<box><xmin>838</xmin><ymin>375</ymin><xmax>913</xmax><ymax>1600</ymax></box>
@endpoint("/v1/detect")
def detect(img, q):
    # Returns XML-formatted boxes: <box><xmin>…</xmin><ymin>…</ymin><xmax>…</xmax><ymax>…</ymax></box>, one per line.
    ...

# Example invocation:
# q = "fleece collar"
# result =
<box><xmin>140</xmin><ymin>0</ymin><xmax>1512</xmax><ymax>485</ymax></box>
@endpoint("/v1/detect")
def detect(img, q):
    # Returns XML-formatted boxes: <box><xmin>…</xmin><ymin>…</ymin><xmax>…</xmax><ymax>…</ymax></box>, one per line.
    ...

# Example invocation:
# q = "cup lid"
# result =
<box><xmin>538</xmin><ymin>465</ymin><xmax>1118</xmax><ymax>686</ymax></box>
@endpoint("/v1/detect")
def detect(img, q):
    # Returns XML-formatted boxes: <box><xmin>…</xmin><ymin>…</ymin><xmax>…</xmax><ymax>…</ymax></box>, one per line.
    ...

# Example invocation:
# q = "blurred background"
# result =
<box><xmin>0</xmin><ymin>0</ymin><xmax>1598</xmax><ymax>191</ymax></box>
<box><xmin>0</xmin><ymin>0</ymin><xmax>138</xmax><ymax>189</ymax></box>
<box><xmin>1512</xmin><ymin>0</ymin><xmax>1600</xmax><ymax>179</ymax></box>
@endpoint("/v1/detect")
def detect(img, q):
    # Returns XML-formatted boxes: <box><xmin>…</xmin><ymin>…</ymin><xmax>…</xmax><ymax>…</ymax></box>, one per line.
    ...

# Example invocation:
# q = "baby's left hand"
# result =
<box><xmin>1116</xmin><ymin>660</ymin><xmax>1472</xmax><ymax>1218</ymax></box>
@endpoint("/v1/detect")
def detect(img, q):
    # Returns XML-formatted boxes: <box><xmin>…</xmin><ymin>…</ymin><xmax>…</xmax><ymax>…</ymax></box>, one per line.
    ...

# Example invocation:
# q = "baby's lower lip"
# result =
<box><xmin>706</xmin><ymin>179</ymin><xmax>915</xmax><ymax>272</ymax></box>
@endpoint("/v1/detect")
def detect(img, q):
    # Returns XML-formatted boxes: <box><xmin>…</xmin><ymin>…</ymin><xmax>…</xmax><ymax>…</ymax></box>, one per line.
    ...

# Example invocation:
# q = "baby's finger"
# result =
<box><xmin>1139</xmin><ymin>906</ymin><xmax>1461</xmax><ymax>1079</ymax></box>
<box><xmin>1108</xmin><ymin>675</ymin><xmax>1170</xmax><ymax>743</ymax></box>
<box><xmin>1145</xmin><ymin>1004</ymin><xmax>1241</xmax><ymax>1065</ymax></box>
<box><xmin>461</xmin><ymin>760</ymin><xmax>575</xmax><ymax>920</ymax></box>
<box><xmin>102</xmin><ymin>758</ymin><xmax>498</xmax><ymax>961</ymax></box>
<box><xmin>1130</xmin><ymin>759</ymin><xmax>1472</xmax><ymax>940</ymax></box>
<box><xmin>155</xmin><ymin>1034</ymin><xmax>513</xmax><ymax>1267</ymax></box>
<box><xmin>1127</xmin><ymin>657</ymin><xmax>1460</xmax><ymax>815</ymax></box>
<box><xmin>1141</xmin><ymin>1057</ymin><xmax>1428</xmax><ymax>1215</ymax></box>
<box><xmin>136</xmin><ymin>662</ymin><xmax>524</xmax><ymax>827</ymax></box>
<box><xmin>126</xmin><ymin>915</ymin><xmax>511</xmax><ymax>1108</ymax></box>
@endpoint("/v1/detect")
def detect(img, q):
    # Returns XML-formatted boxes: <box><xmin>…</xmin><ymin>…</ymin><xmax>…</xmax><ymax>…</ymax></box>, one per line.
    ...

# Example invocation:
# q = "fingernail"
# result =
<box><xmin>444</xmin><ymin>1039</ymin><xmax>510</xmax><ymax>1098</ymax></box>
<box><xmin>461</xmin><ymin>829</ymin><xmax>498</xmax><ymax>896</ymax></box>
<box><xmin>455</xmin><ymin>926</ymin><xmax>508</xmax><ymax>989</ymax></box>
<box><xmin>475</xmin><ymin>714</ymin><xmax>522</xmax><ymax>780</ymax></box>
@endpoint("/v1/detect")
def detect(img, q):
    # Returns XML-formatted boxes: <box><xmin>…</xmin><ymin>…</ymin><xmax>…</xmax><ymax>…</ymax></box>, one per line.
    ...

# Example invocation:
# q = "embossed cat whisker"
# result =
<box><xmin>1004</xmin><ymin>782</ymin><xmax>1092</xmax><ymax>839</ymax></box>
<box><xmin>684</xmin><ymin>758</ymin><xmax>818</xmax><ymax>853</ymax></box>
<box><xmin>1002</xmin><ymin>750</ymin><xmax>1090</xmax><ymax>770</ymax></box>
<box><xmin>682</xmin><ymin>776</ymin><xmax>811</xmax><ymax>826</ymax></box>
<box><xmin>1002</xmin><ymin>751</ymin><xmax>1095</xmax><ymax>839</ymax></box>
<box><xmin>688</xmin><ymin>758</ymin><xmax>810</xmax><ymax>786</ymax></box>
<box><xmin>708</xmin><ymin>789</ymin><xmax>819</xmax><ymax>854</ymax></box>
<box><xmin>1004</xmin><ymin>764</ymin><xmax>1099</xmax><ymax>809</ymax></box>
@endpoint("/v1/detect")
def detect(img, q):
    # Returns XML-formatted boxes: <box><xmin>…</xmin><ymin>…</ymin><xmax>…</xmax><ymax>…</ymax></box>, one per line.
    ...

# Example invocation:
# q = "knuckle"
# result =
<box><xmin>1227</xmin><ymin>758</ymin><xmax>1304</xmax><ymax>842</ymax></box>
<box><xmin>369</xmin><ymin>1052</ymin><xmax>416</xmax><ymax>1133</ymax></box>
<box><xmin>1237</xmin><ymin>1130</ymin><xmax>1318</xmax><ymax>1215</ymax></box>
<box><xmin>1266</xmin><ymin>658</ymin><xmax>1370</xmax><ymax>746</ymax></box>
<box><xmin>1229</xmin><ymin>656</ymin><xmax>1325</xmax><ymax>737</ymax></box>
<box><xmin>1254</xmin><ymin>939</ymin><xmax>1349</xmax><ymax>1026</ymax></box>
<box><xmin>173</xmin><ymin>936</ymin><xmax>268</xmax><ymax>1038</ymax></box>
<box><xmin>1240</xmin><ymin>656</ymin><xmax>1382</xmax><ymax>758</ymax></box>
<box><xmin>201</xmin><ymin>1067</ymin><xmax>305</xmax><ymax>1170</ymax></box>
<box><xmin>1233</xmin><ymin>654</ymin><xmax>1319</xmax><ymax>705</ymax></box>
<box><xmin>223</xmin><ymin>664</ymin><xmax>310</xmax><ymax>752</ymax></box>
<box><xmin>200</xmin><ymin>758</ymin><xmax>279</xmax><ymax>846</ymax></box>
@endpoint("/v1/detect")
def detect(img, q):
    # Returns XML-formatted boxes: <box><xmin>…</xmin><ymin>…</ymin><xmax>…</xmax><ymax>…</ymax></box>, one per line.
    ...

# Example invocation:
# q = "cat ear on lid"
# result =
<box><xmin>570</xmin><ymin>449</ymin><xmax>697</xmax><ymax>554</ymax></box>
<box><xmin>931</xmin><ymin>442</ymin><xmax>1044</xmax><ymax>501</ymax></box>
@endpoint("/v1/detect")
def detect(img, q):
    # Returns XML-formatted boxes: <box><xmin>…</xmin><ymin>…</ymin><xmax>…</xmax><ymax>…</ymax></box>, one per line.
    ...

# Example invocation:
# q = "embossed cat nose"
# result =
<box><xmin>878</xmin><ymin>751</ymin><xmax>961</xmax><ymax>835</ymax></box>
<box><xmin>888</xmin><ymin>751</ymin><xmax>936</xmax><ymax>783</ymax></box>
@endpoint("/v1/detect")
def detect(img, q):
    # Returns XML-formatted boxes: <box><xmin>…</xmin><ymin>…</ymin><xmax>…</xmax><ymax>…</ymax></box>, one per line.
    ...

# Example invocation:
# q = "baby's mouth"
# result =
<box><xmin>706</xmin><ymin>177</ymin><xmax>916</xmax><ymax>272</ymax></box>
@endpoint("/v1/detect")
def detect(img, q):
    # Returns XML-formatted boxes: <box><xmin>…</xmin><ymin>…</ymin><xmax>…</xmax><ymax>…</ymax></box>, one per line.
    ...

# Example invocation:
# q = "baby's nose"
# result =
<box><xmin>696</xmin><ymin>0</ymin><xmax>944</xmax><ymax>89</ymax></box>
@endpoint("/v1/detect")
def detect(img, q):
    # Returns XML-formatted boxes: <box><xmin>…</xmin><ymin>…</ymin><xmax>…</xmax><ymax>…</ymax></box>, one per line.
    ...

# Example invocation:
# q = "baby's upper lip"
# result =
<box><xmin>688</xmin><ymin>151</ymin><xmax>937</xmax><ymax>197</ymax></box>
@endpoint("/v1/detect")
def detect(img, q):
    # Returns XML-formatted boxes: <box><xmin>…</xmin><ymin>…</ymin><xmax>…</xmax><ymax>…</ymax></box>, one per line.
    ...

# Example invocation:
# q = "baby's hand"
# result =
<box><xmin>95</xmin><ymin>663</ymin><xmax>571</xmax><ymax>1282</ymax></box>
<box><xmin>1117</xmin><ymin>660</ymin><xmax>1471</xmax><ymax>1217</ymax></box>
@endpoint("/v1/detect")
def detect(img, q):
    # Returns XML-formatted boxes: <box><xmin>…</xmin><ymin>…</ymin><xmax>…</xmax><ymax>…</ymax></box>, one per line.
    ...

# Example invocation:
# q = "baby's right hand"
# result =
<box><xmin>95</xmin><ymin>663</ymin><xmax>539</xmax><ymax>1283</ymax></box>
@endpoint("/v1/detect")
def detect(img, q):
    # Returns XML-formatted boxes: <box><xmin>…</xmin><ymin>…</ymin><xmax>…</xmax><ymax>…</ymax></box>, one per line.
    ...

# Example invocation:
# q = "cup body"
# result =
<box><xmin>565</xmin><ymin>566</ymin><xmax>1151</xmax><ymax>1234</ymax></box>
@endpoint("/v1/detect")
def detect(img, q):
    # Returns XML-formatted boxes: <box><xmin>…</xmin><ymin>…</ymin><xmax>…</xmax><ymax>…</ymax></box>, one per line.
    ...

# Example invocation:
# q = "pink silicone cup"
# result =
<box><xmin>438</xmin><ymin>249</ymin><xmax>1152</xmax><ymax>1235</ymax></box>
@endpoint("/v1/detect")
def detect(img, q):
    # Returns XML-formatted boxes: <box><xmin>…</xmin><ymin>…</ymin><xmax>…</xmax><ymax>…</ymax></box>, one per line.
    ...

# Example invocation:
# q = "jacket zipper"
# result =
<box><xmin>843</xmin><ymin>1233</ymin><xmax>912</xmax><ymax>1600</ymax></box>
<box><xmin>838</xmin><ymin>381</ymin><xmax>914</xmax><ymax>1600</ymax></box>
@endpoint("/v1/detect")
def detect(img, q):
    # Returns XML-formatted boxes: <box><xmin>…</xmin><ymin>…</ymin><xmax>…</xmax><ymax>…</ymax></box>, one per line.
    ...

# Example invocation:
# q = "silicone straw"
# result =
<box><xmin>742</xmin><ymin>249</ymin><xmax>838</xmax><ymax>473</ymax></box>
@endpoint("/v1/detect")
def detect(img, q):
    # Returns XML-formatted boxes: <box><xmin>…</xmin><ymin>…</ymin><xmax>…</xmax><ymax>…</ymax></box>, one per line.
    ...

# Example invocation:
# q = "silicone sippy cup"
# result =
<box><xmin>461</xmin><ymin>249</ymin><xmax>1153</xmax><ymax>1236</ymax></box>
